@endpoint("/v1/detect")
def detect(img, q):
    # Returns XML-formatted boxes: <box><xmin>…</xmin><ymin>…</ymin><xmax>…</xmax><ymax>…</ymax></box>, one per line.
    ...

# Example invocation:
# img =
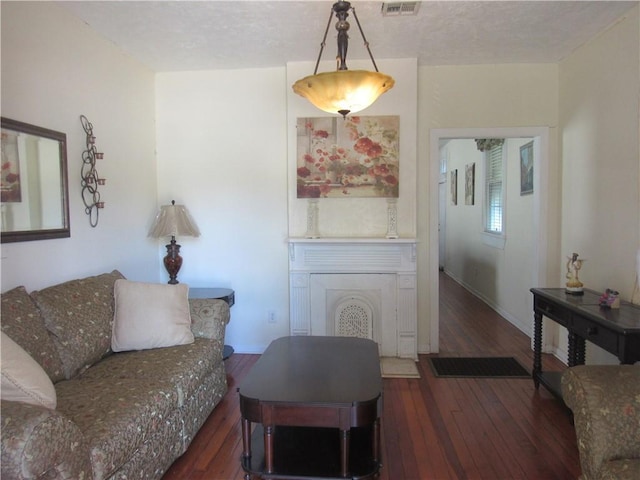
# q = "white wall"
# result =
<box><xmin>559</xmin><ymin>5</ymin><xmax>639</xmax><ymax>364</ymax></box>
<box><xmin>1</xmin><ymin>2</ymin><xmax>158</xmax><ymax>292</ymax></box>
<box><xmin>417</xmin><ymin>64</ymin><xmax>560</xmax><ymax>353</ymax></box>
<box><xmin>154</xmin><ymin>59</ymin><xmax>417</xmax><ymax>354</ymax></box>
<box><xmin>155</xmin><ymin>69</ymin><xmax>290</xmax><ymax>353</ymax></box>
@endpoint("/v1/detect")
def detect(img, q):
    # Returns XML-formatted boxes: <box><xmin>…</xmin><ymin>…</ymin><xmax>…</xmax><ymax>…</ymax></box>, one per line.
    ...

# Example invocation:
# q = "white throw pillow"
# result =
<box><xmin>111</xmin><ymin>280</ymin><xmax>194</xmax><ymax>352</ymax></box>
<box><xmin>1</xmin><ymin>331</ymin><xmax>57</xmax><ymax>409</ymax></box>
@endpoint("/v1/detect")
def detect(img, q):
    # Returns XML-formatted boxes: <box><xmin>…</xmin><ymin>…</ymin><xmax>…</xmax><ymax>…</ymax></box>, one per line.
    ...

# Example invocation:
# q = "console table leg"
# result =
<box><xmin>264</xmin><ymin>425</ymin><xmax>274</xmax><ymax>474</ymax></box>
<box><xmin>340</xmin><ymin>428</ymin><xmax>350</xmax><ymax>478</ymax></box>
<box><xmin>533</xmin><ymin>312</ymin><xmax>543</xmax><ymax>389</ymax></box>
<box><xmin>574</xmin><ymin>335</ymin><xmax>586</xmax><ymax>366</ymax></box>
<box><xmin>241</xmin><ymin>418</ymin><xmax>251</xmax><ymax>459</ymax></box>
<box><xmin>568</xmin><ymin>332</ymin><xmax>586</xmax><ymax>367</ymax></box>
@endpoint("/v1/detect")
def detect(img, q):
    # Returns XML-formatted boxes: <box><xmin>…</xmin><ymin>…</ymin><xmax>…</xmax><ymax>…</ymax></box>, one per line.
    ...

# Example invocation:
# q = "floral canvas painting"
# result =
<box><xmin>296</xmin><ymin>116</ymin><xmax>399</xmax><ymax>198</ymax></box>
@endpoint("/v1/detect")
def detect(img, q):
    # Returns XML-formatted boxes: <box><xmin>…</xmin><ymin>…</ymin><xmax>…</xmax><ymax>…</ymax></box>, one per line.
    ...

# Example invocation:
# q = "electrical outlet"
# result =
<box><xmin>267</xmin><ymin>310</ymin><xmax>276</xmax><ymax>324</ymax></box>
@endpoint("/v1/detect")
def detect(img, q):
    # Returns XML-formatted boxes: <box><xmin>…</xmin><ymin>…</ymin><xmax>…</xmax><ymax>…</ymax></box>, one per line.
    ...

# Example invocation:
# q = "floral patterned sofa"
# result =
<box><xmin>1</xmin><ymin>270</ymin><xmax>229</xmax><ymax>480</ymax></box>
<box><xmin>561</xmin><ymin>365</ymin><xmax>640</xmax><ymax>480</ymax></box>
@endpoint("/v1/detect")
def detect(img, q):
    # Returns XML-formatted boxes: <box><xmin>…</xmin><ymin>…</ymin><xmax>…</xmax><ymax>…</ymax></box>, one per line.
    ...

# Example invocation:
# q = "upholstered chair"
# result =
<box><xmin>561</xmin><ymin>365</ymin><xmax>640</xmax><ymax>480</ymax></box>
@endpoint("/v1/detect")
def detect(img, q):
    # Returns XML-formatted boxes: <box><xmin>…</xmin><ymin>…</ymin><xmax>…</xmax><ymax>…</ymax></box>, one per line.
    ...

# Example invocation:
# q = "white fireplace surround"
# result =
<box><xmin>288</xmin><ymin>238</ymin><xmax>418</xmax><ymax>359</ymax></box>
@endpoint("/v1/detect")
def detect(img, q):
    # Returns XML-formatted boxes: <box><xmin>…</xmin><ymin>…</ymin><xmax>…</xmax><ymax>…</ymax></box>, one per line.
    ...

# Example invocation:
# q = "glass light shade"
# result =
<box><xmin>293</xmin><ymin>70</ymin><xmax>395</xmax><ymax>116</ymax></box>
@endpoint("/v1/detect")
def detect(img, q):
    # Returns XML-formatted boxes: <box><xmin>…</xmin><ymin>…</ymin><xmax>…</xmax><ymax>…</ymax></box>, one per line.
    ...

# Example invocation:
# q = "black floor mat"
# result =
<box><xmin>429</xmin><ymin>356</ymin><xmax>530</xmax><ymax>378</ymax></box>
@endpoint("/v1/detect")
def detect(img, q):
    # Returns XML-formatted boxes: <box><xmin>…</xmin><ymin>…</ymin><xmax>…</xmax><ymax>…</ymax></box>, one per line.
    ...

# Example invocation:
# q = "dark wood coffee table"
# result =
<box><xmin>238</xmin><ymin>336</ymin><xmax>383</xmax><ymax>480</ymax></box>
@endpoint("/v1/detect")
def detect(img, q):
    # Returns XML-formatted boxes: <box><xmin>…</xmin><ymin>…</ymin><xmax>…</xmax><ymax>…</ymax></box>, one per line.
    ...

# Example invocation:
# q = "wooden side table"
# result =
<box><xmin>189</xmin><ymin>287</ymin><xmax>235</xmax><ymax>360</ymax></box>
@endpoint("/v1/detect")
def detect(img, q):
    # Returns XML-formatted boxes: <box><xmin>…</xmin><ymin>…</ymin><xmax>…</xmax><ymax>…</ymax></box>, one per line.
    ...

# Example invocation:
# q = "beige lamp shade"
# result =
<box><xmin>148</xmin><ymin>201</ymin><xmax>200</xmax><ymax>238</ymax></box>
<box><xmin>293</xmin><ymin>70</ymin><xmax>395</xmax><ymax>117</ymax></box>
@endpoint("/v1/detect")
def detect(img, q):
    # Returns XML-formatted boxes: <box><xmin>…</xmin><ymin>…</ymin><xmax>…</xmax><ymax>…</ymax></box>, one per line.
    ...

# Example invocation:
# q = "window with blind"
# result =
<box><xmin>484</xmin><ymin>143</ymin><xmax>504</xmax><ymax>234</ymax></box>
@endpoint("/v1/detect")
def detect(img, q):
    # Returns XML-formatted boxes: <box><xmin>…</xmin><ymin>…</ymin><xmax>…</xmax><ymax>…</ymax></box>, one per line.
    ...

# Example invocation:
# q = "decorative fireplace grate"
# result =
<box><xmin>335</xmin><ymin>298</ymin><xmax>373</xmax><ymax>339</ymax></box>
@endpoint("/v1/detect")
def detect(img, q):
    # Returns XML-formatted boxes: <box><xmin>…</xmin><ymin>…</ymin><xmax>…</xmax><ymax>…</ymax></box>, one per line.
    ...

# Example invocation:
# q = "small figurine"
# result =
<box><xmin>565</xmin><ymin>252</ymin><xmax>584</xmax><ymax>295</ymax></box>
<box><xmin>599</xmin><ymin>289</ymin><xmax>620</xmax><ymax>309</ymax></box>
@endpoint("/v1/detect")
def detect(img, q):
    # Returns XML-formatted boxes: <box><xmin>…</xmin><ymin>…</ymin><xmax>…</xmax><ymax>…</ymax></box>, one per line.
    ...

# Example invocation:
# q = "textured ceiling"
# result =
<box><xmin>60</xmin><ymin>1</ymin><xmax>638</xmax><ymax>72</ymax></box>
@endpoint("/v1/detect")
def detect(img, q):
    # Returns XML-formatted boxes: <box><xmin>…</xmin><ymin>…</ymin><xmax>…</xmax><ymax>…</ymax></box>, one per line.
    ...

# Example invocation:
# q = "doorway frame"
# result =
<box><xmin>429</xmin><ymin>127</ymin><xmax>550</xmax><ymax>353</ymax></box>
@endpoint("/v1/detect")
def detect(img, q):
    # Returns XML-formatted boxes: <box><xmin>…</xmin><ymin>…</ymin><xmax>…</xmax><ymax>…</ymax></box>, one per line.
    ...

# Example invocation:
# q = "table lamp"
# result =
<box><xmin>148</xmin><ymin>200</ymin><xmax>200</xmax><ymax>284</ymax></box>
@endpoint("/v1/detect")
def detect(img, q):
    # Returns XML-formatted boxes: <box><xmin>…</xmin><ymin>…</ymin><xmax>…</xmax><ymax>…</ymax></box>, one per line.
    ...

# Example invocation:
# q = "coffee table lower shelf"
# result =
<box><xmin>241</xmin><ymin>424</ymin><xmax>381</xmax><ymax>480</ymax></box>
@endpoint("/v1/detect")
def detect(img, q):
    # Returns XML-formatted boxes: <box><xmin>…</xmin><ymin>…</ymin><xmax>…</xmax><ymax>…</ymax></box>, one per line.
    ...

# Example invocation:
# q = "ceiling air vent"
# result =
<box><xmin>381</xmin><ymin>2</ymin><xmax>421</xmax><ymax>16</ymax></box>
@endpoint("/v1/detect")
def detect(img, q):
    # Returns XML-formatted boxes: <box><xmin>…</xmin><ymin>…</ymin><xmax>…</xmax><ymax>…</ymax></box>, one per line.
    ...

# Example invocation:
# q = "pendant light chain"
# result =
<box><xmin>351</xmin><ymin>7</ymin><xmax>380</xmax><ymax>73</ymax></box>
<box><xmin>313</xmin><ymin>9</ymin><xmax>335</xmax><ymax>75</ymax></box>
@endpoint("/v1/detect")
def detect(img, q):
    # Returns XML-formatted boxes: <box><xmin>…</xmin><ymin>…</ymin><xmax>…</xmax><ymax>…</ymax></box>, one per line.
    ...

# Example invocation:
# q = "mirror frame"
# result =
<box><xmin>1</xmin><ymin>117</ymin><xmax>71</xmax><ymax>243</ymax></box>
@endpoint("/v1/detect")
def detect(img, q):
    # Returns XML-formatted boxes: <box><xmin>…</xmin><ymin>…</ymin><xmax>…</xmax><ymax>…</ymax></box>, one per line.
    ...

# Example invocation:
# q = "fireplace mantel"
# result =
<box><xmin>288</xmin><ymin>238</ymin><xmax>418</xmax><ymax>359</ymax></box>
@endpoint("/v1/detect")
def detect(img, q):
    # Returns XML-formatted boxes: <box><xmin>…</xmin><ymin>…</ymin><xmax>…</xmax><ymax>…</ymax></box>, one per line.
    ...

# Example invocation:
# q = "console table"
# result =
<box><xmin>530</xmin><ymin>287</ymin><xmax>640</xmax><ymax>399</ymax></box>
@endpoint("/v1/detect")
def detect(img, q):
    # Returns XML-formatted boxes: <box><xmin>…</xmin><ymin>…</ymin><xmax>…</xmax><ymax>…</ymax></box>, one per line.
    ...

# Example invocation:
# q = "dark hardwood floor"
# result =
<box><xmin>163</xmin><ymin>272</ymin><xmax>581</xmax><ymax>479</ymax></box>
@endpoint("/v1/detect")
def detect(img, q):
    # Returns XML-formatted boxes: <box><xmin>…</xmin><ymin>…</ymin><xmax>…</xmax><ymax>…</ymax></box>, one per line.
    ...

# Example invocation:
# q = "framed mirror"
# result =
<box><xmin>1</xmin><ymin>117</ymin><xmax>70</xmax><ymax>243</ymax></box>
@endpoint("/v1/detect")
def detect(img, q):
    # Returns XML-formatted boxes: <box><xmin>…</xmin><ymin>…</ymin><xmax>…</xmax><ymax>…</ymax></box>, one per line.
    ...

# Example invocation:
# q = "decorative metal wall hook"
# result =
<box><xmin>80</xmin><ymin>115</ymin><xmax>105</xmax><ymax>227</ymax></box>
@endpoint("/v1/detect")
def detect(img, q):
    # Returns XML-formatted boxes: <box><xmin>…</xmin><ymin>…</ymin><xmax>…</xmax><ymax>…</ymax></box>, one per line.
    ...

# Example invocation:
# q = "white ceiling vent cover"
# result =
<box><xmin>381</xmin><ymin>2</ymin><xmax>421</xmax><ymax>16</ymax></box>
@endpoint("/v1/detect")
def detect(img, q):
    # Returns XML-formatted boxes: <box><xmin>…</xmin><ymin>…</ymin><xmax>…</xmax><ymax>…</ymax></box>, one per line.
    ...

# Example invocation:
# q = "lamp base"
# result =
<box><xmin>164</xmin><ymin>237</ymin><xmax>183</xmax><ymax>284</ymax></box>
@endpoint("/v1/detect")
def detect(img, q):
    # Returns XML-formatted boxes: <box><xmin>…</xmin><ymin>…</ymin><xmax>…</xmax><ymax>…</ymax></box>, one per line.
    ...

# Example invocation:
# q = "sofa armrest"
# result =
<box><xmin>561</xmin><ymin>365</ymin><xmax>640</xmax><ymax>480</ymax></box>
<box><xmin>189</xmin><ymin>298</ymin><xmax>230</xmax><ymax>341</ymax></box>
<box><xmin>1</xmin><ymin>400</ymin><xmax>92</xmax><ymax>480</ymax></box>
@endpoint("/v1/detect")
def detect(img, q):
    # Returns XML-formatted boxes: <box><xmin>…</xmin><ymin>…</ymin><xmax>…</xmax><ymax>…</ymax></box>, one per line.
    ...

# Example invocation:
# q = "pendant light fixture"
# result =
<box><xmin>292</xmin><ymin>1</ymin><xmax>395</xmax><ymax>118</ymax></box>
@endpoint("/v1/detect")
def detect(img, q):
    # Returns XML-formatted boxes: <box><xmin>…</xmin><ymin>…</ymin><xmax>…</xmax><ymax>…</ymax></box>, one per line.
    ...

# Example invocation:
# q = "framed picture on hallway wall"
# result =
<box><xmin>465</xmin><ymin>163</ymin><xmax>475</xmax><ymax>205</ymax></box>
<box><xmin>450</xmin><ymin>169</ymin><xmax>457</xmax><ymax>205</ymax></box>
<box><xmin>520</xmin><ymin>140</ymin><xmax>534</xmax><ymax>195</ymax></box>
<box><xmin>296</xmin><ymin>115</ymin><xmax>399</xmax><ymax>198</ymax></box>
